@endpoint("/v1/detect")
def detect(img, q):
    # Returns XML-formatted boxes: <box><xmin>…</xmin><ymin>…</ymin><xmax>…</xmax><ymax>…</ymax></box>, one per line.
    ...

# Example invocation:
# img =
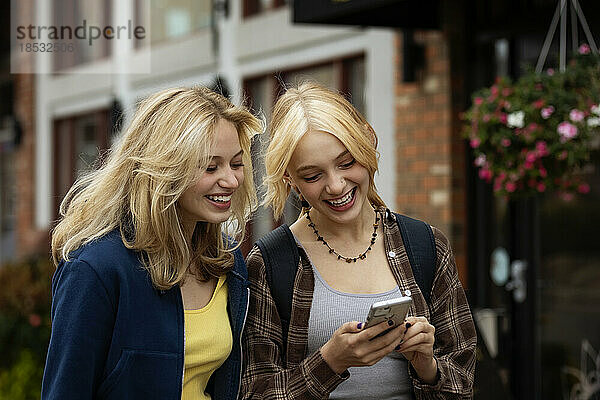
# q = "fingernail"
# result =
<box><xmin>405</xmin><ymin>322</ymin><xmax>412</xmax><ymax>328</ymax></box>
<box><xmin>395</xmin><ymin>345</ymin><xmax>401</xmax><ymax>351</ymax></box>
<box><xmin>357</xmin><ymin>323</ymin><xmax>363</xmax><ymax>329</ymax></box>
<box><xmin>388</xmin><ymin>320</ymin><xmax>394</xmax><ymax>326</ymax></box>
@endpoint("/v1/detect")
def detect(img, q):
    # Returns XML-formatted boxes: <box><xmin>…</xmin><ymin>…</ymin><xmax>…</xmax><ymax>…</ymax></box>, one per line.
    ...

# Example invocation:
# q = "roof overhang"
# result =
<box><xmin>293</xmin><ymin>0</ymin><xmax>441</xmax><ymax>30</ymax></box>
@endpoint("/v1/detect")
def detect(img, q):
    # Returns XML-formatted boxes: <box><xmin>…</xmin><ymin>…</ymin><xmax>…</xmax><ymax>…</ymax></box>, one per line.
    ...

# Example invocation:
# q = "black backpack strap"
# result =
<box><xmin>255</xmin><ymin>224</ymin><xmax>299</xmax><ymax>350</ymax></box>
<box><xmin>394</xmin><ymin>213</ymin><xmax>437</xmax><ymax>305</ymax></box>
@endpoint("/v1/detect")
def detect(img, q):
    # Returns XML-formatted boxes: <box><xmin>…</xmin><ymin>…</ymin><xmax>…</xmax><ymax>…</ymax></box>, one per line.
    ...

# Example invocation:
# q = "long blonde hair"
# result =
<box><xmin>264</xmin><ymin>82</ymin><xmax>384</xmax><ymax>218</ymax></box>
<box><xmin>52</xmin><ymin>87</ymin><xmax>262</xmax><ymax>289</ymax></box>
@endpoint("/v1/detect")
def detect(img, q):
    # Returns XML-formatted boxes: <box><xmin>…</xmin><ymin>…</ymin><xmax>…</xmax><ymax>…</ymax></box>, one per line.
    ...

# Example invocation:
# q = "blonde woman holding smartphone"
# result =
<box><xmin>242</xmin><ymin>83</ymin><xmax>476</xmax><ymax>399</ymax></box>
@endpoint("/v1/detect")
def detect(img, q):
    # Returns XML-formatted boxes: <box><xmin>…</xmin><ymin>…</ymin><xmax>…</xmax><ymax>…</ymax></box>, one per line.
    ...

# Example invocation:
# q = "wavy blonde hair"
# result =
<box><xmin>52</xmin><ymin>87</ymin><xmax>262</xmax><ymax>289</ymax></box>
<box><xmin>264</xmin><ymin>82</ymin><xmax>385</xmax><ymax>218</ymax></box>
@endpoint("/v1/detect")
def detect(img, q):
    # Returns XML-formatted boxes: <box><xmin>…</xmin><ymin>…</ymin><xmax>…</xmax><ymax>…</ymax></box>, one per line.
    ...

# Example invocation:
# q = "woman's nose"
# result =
<box><xmin>218</xmin><ymin>167</ymin><xmax>240</xmax><ymax>189</ymax></box>
<box><xmin>325</xmin><ymin>174</ymin><xmax>345</xmax><ymax>194</ymax></box>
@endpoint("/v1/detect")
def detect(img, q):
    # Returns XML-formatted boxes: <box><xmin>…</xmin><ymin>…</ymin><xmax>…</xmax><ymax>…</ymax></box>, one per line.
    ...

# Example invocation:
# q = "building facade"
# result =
<box><xmin>4</xmin><ymin>0</ymin><xmax>599</xmax><ymax>399</ymax></box>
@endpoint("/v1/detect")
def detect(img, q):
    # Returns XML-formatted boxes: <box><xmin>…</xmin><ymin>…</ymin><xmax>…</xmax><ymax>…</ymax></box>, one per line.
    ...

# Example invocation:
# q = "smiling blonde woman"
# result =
<box><xmin>43</xmin><ymin>86</ymin><xmax>262</xmax><ymax>400</ymax></box>
<box><xmin>241</xmin><ymin>82</ymin><xmax>476</xmax><ymax>399</ymax></box>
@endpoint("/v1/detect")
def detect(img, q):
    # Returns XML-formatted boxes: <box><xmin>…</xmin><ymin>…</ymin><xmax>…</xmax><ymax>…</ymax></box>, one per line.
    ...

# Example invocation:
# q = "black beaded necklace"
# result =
<box><xmin>305</xmin><ymin>208</ymin><xmax>379</xmax><ymax>263</ymax></box>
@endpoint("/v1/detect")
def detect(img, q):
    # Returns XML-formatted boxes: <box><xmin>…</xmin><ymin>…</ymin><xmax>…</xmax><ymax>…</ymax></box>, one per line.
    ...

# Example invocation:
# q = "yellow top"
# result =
<box><xmin>181</xmin><ymin>276</ymin><xmax>232</xmax><ymax>400</ymax></box>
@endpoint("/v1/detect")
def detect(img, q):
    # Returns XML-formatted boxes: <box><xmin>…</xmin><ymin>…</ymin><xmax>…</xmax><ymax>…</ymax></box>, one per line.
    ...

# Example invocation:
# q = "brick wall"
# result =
<box><xmin>394</xmin><ymin>31</ymin><xmax>468</xmax><ymax>286</ymax></box>
<box><xmin>13</xmin><ymin>0</ymin><xmax>50</xmax><ymax>259</ymax></box>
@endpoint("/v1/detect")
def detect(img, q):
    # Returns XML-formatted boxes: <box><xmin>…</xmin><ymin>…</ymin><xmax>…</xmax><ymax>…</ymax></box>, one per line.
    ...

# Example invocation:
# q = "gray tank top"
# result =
<box><xmin>307</xmin><ymin>264</ymin><xmax>415</xmax><ymax>400</ymax></box>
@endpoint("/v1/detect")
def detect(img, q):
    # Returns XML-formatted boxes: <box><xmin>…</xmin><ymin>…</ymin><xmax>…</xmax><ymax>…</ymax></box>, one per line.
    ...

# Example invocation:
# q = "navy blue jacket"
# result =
<box><xmin>41</xmin><ymin>230</ymin><xmax>250</xmax><ymax>400</ymax></box>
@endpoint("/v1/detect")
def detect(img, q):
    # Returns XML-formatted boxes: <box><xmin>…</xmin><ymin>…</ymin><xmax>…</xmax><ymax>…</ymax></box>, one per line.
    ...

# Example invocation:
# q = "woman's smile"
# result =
<box><xmin>205</xmin><ymin>192</ymin><xmax>233</xmax><ymax>209</ymax></box>
<box><xmin>323</xmin><ymin>187</ymin><xmax>357</xmax><ymax>211</ymax></box>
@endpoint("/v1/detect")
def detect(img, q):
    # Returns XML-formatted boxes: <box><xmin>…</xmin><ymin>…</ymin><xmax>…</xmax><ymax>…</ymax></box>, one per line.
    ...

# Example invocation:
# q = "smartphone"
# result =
<box><xmin>364</xmin><ymin>296</ymin><xmax>412</xmax><ymax>330</ymax></box>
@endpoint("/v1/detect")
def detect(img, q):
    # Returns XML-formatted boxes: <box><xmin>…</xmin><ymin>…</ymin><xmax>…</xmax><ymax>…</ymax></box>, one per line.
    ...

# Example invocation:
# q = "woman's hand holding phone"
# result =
<box><xmin>396</xmin><ymin>316</ymin><xmax>438</xmax><ymax>384</ymax></box>
<box><xmin>320</xmin><ymin>319</ymin><xmax>406</xmax><ymax>374</ymax></box>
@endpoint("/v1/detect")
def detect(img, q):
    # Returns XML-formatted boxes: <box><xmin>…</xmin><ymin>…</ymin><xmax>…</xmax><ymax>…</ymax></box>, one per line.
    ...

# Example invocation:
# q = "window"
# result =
<box><xmin>243</xmin><ymin>0</ymin><xmax>286</xmax><ymax>18</ymax></box>
<box><xmin>52</xmin><ymin>0</ymin><xmax>111</xmax><ymax>70</ymax></box>
<box><xmin>146</xmin><ymin>0</ymin><xmax>211</xmax><ymax>44</ymax></box>
<box><xmin>53</xmin><ymin>110</ymin><xmax>109</xmax><ymax>217</ymax></box>
<box><xmin>282</xmin><ymin>57</ymin><xmax>366</xmax><ymax>116</ymax></box>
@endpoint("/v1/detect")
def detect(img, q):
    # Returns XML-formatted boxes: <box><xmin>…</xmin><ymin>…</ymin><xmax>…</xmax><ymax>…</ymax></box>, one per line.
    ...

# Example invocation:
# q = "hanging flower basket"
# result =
<box><xmin>463</xmin><ymin>45</ymin><xmax>600</xmax><ymax>198</ymax></box>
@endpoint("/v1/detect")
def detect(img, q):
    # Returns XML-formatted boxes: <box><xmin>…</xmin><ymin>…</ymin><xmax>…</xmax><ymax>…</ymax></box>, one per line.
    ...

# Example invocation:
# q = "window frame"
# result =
<box><xmin>52</xmin><ymin>109</ymin><xmax>109</xmax><ymax>218</ymax></box>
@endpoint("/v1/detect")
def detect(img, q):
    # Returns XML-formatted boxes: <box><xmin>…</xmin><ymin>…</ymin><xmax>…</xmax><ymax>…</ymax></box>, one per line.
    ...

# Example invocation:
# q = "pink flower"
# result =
<box><xmin>579</xmin><ymin>44</ymin><xmax>591</xmax><ymax>55</ymax></box>
<box><xmin>524</xmin><ymin>161</ymin><xmax>534</xmax><ymax>170</ymax></box>
<box><xmin>577</xmin><ymin>183</ymin><xmax>591</xmax><ymax>194</ymax></box>
<box><xmin>569</xmin><ymin>109</ymin><xmax>585</xmax><ymax>122</ymax></box>
<box><xmin>499</xmin><ymin>113</ymin><xmax>508</xmax><ymax>124</ymax></box>
<box><xmin>526</xmin><ymin>152</ymin><xmax>537</xmax><ymax>163</ymax></box>
<box><xmin>547</xmin><ymin>68</ymin><xmax>555</xmax><ymax>76</ymax></box>
<box><xmin>557</xmin><ymin>150</ymin><xmax>568</xmax><ymax>160</ymax></box>
<box><xmin>29</xmin><ymin>314</ymin><xmax>42</xmax><ymax>327</ymax></box>
<box><xmin>483</xmin><ymin>114</ymin><xmax>491</xmax><ymax>122</ymax></box>
<box><xmin>541</xmin><ymin>106</ymin><xmax>555</xmax><ymax>119</ymax></box>
<box><xmin>537</xmin><ymin>183</ymin><xmax>546</xmax><ymax>192</ymax></box>
<box><xmin>501</xmin><ymin>138</ymin><xmax>511</xmax><ymax>147</ymax></box>
<box><xmin>505</xmin><ymin>182</ymin><xmax>517</xmax><ymax>192</ymax></box>
<box><xmin>491</xmin><ymin>85</ymin><xmax>499</xmax><ymax>96</ymax></box>
<box><xmin>502</xmin><ymin>88</ymin><xmax>512</xmax><ymax>97</ymax></box>
<box><xmin>526</xmin><ymin>122</ymin><xmax>539</xmax><ymax>133</ymax></box>
<box><xmin>470</xmin><ymin>138</ymin><xmax>481</xmax><ymax>148</ymax></box>
<box><xmin>474</xmin><ymin>97</ymin><xmax>484</xmax><ymax>106</ymax></box>
<box><xmin>535</xmin><ymin>141</ymin><xmax>548</xmax><ymax>156</ymax></box>
<box><xmin>557</xmin><ymin>121</ymin><xmax>578</xmax><ymax>141</ymax></box>
<box><xmin>479</xmin><ymin>168</ymin><xmax>492</xmax><ymax>182</ymax></box>
<box><xmin>533</xmin><ymin>99</ymin><xmax>545</xmax><ymax>109</ymax></box>
<box><xmin>539</xmin><ymin>167</ymin><xmax>548</xmax><ymax>178</ymax></box>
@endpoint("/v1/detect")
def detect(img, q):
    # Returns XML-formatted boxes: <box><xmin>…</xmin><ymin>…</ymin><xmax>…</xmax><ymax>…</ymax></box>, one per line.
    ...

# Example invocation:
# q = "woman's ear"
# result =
<box><xmin>283</xmin><ymin>173</ymin><xmax>297</xmax><ymax>192</ymax></box>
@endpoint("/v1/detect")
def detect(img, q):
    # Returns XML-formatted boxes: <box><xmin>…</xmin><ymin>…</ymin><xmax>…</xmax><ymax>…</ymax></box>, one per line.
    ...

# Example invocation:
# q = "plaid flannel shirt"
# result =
<box><xmin>241</xmin><ymin>208</ymin><xmax>476</xmax><ymax>399</ymax></box>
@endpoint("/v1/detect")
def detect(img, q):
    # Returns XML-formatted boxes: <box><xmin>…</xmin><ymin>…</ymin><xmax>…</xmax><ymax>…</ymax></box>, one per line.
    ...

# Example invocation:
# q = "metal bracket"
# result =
<box><xmin>535</xmin><ymin>0</ymin><xmax>599</xmax><ymax>73</ymax></box>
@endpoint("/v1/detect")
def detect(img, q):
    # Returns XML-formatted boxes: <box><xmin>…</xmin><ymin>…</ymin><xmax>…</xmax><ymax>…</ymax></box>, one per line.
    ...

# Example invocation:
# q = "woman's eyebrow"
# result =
<box><xmin>335</xmin><ymin>150</ymin><xmax>350</xmax><ymax>160</ymax></box>
<box><xmin>209</xmin><ymin>150</ymin><xmax>244</xmax><ymax>160</ymax></box>
<box><xmin>295</xmin><ymin>150</ymin><xmax>350</xmax><ymax>174</ymax></box>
